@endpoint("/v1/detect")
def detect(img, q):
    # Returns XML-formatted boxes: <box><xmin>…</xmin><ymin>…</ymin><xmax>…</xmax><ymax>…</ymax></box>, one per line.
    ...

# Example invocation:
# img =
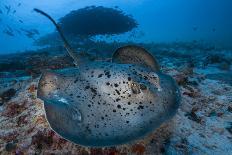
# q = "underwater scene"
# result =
<box><xmin>0</xmin><ymin>0</ymin><xmax>232</xmax><ymax>154</ymax></box>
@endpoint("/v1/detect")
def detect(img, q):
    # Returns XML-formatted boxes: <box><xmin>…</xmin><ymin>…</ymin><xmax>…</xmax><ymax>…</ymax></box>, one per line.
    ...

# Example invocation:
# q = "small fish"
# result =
<box><xmin>20</xmin><ymin>28</ymin><xmax>38</xmax><ymax>39</ymax></box>
<box><xmin>16</xmin><ymin>29</ymin><xmax>21</xmax><ymax>34</ymax></box>
<box><xmin>193</xmin><ymin>26</ymin><xmax>198</xmax><ymax>31</ymax></box>
<box><xmin>26</xmin><ymin>33</ymin><xmax>34</xmax><ymax>38</ymax></box>
<box><xmin>6</xmin><ymin>25</ymin><xmax>13</xmax><ymax>32</ymax></box>
<box><xmin>3</xmin><ymin>29</ymin><xmax>14</xmax><ymax>37</ymax></box>
<box><xmin>21</xmin><ymin>28</ymin><xmax>33</xmax><ymax>34</ymax></box>
<box><xmin>212</xmin><ymin>28</ymin><xmax>216</xmax><ymax>32</ymax></box>
<box><xmin>31</xmin><ymin>29</ymin><xmax>40</xmax><ymax>35</ymax></box>
<box><xmin>5</xmin><ymin>5</ymin><xmax>11</xmax><ymax>14</ymax></box>
<box><xmin>19</xmin><ymin>19</ymin><xmax>23</xmax><ymax>23</ymax></box>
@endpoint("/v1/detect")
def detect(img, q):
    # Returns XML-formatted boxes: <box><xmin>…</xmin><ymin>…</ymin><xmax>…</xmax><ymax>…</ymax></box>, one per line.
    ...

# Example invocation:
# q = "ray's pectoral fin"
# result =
<box><xmin>112</xmin><ymin>45</ymin><xmax>160</xmax><ymax>71</ymax></box>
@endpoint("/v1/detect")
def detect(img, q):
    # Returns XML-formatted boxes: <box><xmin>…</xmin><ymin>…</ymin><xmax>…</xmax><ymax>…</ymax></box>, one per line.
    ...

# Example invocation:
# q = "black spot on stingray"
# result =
<box><xmin>114</xmin><ymin>83</ymin><xmax>119</xmax><ymax>87</ymax></box>
<box><xmin>115</xmin><ymin>89</ymin><xmax>120</xmax><ymax>95</ymax></box>
<box><xmin>85</xmin><ymin>126</ymin><xmax>92</xmax><ymax>134</ymax></box>
<box><xmin>113</xmin><ymin>109</ymin><xmax>116</xmax><ymax>112</ymax></box>
<box><xmin>128</xmin><ymin>77</ymin><xmax>131</xmax><ymax>81</ymax></box>
<box><xmin>106</xmin><ymin>82</ymin><xmax>110</xmax><ymax>86</ymax></box>
<box><xmin>117</xmin><ymin>105</ymin><xmax>121</xmax><ymax>109</ymax></box>
<box><xmin>116</xmin><ymin>98</ymin><xmax>121</xmax><ymax>102</ymax></box>
<box><xmin>138</xmin><ymin>105</ymin><xmax>144</xmax><ymax>110</ymax></box>
<box><xmin>104</xmin><ymin>70</ymin><xmax>111</xmax><ymax>78</ymax></box>
<box><xmin>88</xmin><ymin>104</ymin><xmax>91</xmax><ymax>107</ymax></box>
<box><xmin>128</xmin><ymin>102</ymin><xmax>131</xmax><ymax>105</ymax></box>
<box><xmin>90</xmin><ymin>88</ymin><xmax>97</xmax><ymax>94</ymax></box>
<box><xmin>126</xmin><ymin>121</ymin><xmax>130</xmax><ymax>124</ymax></box>
<box><xmin>144</xmin><ymin>76</ymin><xmax>148</xmax><ymax>80</ymax></box>
<box><xmin>98</xmin><ymin>74</ymin><xmax>103</xmax><ymax>78</ymax></box>
<box><xmin>74</xmin><ymin>78</ymin><xmax>78</xmax><ymax>83</ymax></box>
<box><xmin>85</xmin><ymin>86</ymin><xmax>90</xmax><ymax>90</ymax></box>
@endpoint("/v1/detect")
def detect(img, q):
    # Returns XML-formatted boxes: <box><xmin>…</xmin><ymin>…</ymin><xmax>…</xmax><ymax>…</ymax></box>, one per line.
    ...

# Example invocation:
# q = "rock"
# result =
<box><xmin>0</xmin><ymin>88</ymin><xmax>16</xmax><ymax>104</ymax></box>
<box><xmin>205</xmin><ymin>54</ymin><xmax>230</xmax><ymax>65</ymax></box>
<box><xmin>27</xmin><ymin>84</ymin><xmax>37</xmax><ymax>93</ymax></box>
<box><xmin>219</xmin><ymin>62</ymin><xmax>231</xmax><ymax>70</ymax></box>
<box><xmin>175</xmin><ymin>73</ymin><xmax>188</xmax><ymax>86</ymax></box>
<box><xmin>228</xmin><ymin>106</ymin><xmax>232</xmax><ymax>113</ymax></box>
<box><xmin>131</xmin><ymin>143</ymin><xmax>146</xmax><ymax>155</ymax></box>
<box><xmin>182</xmin><ymin>86</ymin><xmax>199</xmax><ymax>98</ymax></box>
<box><xmin>5</xmin><ymin>141</ymin><xmax>17</xmax><ymax>152</ymax></box>
<box><xmin>185</xmin><ymin>108</ymin><xmax>202</xmax><ymax>123</ymax></box>
<box><xmin>206</xmin><ymin>73</ymin><xmax>232</xmax><ymax>85</ymax></box>
<box><xmin>90</xmin><ymin>148</ymin><xmax>103</xmax><ymax>155</ymax></box>
<box><xmin>3</xmin><ymin>102</ymin><xmax>26</xmax><ymax>117</ymax></box>
<box><xmin>31</xmin><ymin>130</ymin><xmax>54</xmax><ymax>150</ymax></box>
<box><xmin>208</xmin><ymin>110</ymin><xmax>217</xmax><ymax>117</ymax></box>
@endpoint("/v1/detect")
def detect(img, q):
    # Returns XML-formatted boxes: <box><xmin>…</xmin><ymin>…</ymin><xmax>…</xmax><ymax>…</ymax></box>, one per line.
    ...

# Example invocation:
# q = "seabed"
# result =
<box><xmin>0</xmin><ymin>41</ymin><xmax>232</xmax><ymax>154</ymax></box>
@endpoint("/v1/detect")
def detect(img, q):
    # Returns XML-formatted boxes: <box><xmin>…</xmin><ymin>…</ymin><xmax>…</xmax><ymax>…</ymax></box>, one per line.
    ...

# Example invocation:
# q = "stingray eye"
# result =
<box><xmin>131</xmin><ymin>82</ymin><xmax>141</xmax><ymax>94</ymax></box>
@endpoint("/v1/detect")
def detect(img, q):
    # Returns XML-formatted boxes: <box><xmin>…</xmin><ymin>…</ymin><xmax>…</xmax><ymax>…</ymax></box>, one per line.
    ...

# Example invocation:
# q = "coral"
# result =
<box><xmin>3</xmin><ymin>101</ymin><xmax>26</xmax><ymax>117</ymax></box>
<box><xmin>131</xmin><ymin>144</ymin><xmax>146</xmax><ymax>155</ymax></box>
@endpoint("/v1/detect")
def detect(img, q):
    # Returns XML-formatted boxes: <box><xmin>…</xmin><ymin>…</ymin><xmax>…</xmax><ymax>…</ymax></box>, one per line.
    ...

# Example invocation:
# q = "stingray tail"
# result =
<box><xmin>34</xmin><ymin>8</ymin><xmax>80</xmax><ymax>65</ymax></box>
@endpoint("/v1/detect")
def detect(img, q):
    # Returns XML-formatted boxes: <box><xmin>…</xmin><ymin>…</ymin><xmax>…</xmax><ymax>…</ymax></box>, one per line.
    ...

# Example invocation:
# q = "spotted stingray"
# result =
<box><xmin>34</xmin><ymin>9</ymin><xmax>181</xmax><ymax>147</ymax></box>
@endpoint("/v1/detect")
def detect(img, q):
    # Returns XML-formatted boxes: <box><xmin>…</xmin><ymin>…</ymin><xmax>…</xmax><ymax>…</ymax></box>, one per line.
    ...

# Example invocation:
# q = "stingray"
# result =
<box><xmin>34</xmin><ymin>9</ymin><xmax>181</xmax><ymax>147</ymax></box>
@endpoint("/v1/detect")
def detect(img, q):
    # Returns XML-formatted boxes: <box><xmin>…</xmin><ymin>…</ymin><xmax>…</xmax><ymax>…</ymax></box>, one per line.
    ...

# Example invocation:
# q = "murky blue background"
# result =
<box><xmin>0</xmin><ymin>0</ymin><xmax>232</xmax><ymax>54</ymax></box>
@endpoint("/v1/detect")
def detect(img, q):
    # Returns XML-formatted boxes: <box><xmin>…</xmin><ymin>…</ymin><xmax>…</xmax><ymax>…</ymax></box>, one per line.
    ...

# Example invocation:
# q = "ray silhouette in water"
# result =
<box><xmin>4</xmin><ymin>5</ymin><xmax>11</xmax><ymax>14</ymax></box>
<box><xmin>19</xmin><ymin>19</ymin><xmax>23</xmax><ymax>23</ymax></box>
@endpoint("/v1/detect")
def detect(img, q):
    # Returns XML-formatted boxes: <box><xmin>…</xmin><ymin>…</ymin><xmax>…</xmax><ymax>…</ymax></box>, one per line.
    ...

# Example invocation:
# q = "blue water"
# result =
<box><xmin>0</xmin><ymin>0</ymin><xmax>232</xmax><ymax>54</ymax></box>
